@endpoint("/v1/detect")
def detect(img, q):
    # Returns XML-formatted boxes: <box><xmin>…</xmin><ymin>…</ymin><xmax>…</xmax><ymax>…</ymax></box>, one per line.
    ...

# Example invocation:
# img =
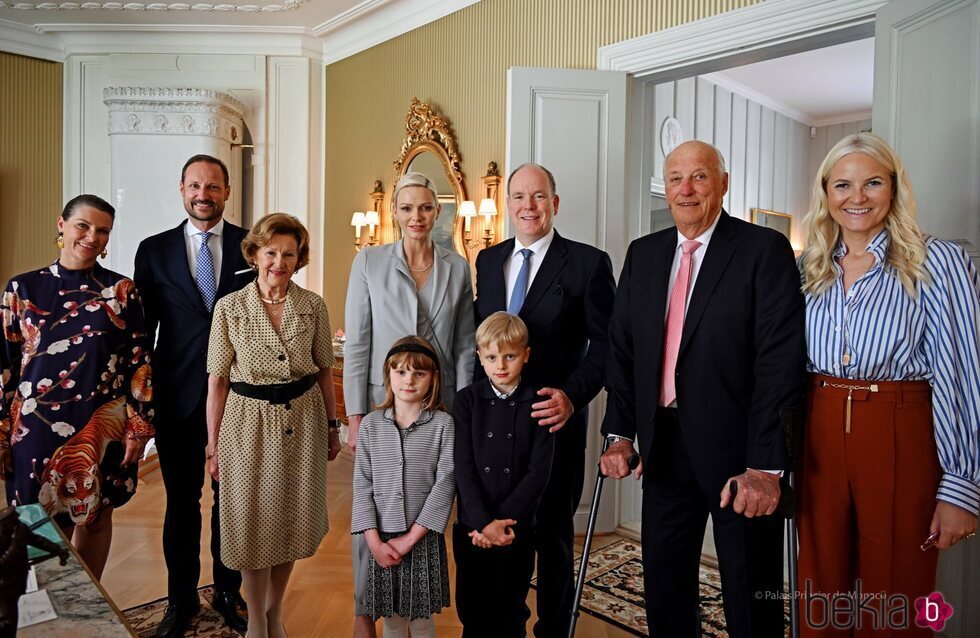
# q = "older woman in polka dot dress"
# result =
<box><xmin>206</xmin><ymin>213</ymin><xmax>342</xmax><ymax>638</ymax></box>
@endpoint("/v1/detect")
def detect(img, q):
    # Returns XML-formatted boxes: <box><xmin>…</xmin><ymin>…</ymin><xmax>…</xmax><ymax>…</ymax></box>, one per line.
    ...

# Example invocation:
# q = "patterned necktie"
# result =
<box><xmin>660</xmin><ymin>239</ymin><xmax>701</xmax><ymax>406</ymax></box>
<box><xmin>197</xmin><ymin>231</ymin><xmax>216</xmax><ymax>311</ymax></box>
<box><xmin>508</xmin><ymin>248</ymin><xmax>534</xmax><ymax>314</ymax></box>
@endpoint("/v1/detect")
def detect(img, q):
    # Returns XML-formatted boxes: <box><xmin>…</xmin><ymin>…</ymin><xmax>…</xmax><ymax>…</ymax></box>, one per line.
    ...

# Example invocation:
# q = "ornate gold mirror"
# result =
<box><xmin>391</xmin><ymin>98</ymin><xmax>467</xmax><ymax>257</ymax></box>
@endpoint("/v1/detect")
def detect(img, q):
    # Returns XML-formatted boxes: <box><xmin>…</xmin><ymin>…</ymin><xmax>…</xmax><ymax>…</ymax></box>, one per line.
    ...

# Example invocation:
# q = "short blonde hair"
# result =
<box><xmin>800</xmin><ymin>132</ymin><xmax>927</xmax><ymax>298</ymax></box>
<box><xmin>241</xmin><ymin>213</ymin><xmax>311</xmax><ymax>271</ymax></box>
<box><xmin>476</xmin><ymin>312</ymin><xmax>529</xmax><ymax>351</ymax></box>
<box><xmin>391</xmin><ymin>172</ymin><xmax>439</xmax><ymax>212</ymax></box>
<box><xmin>377</xmin><ymin>335</ymin><xmax>444</xmax><ymax>412</ymax></box>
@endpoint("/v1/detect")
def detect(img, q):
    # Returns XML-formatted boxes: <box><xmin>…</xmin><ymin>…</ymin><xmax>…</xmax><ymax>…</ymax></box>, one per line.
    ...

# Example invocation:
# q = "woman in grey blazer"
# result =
<box><xmin>345</xmin><ymin>171</ymin><xmax>474</xmax><ymax>637</ymax></box>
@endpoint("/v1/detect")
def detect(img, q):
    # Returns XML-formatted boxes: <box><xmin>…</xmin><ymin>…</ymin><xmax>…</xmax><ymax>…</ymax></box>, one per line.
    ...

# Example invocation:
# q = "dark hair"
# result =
<box><xmin>507</xmin><ymin>162</ymin><xmax>557</xmax><ymax>197</ymax></box>
<box><xmin>181</xmin><ymin>154</ymin><xmax>229</xmax><ymax>186</ymax></box>
<box><xmin>242</xmin><ymin>212</ymin><xmax>311</xmax><ymax>271</ymax></box>
<box><xmin>62</xmin><ymin>194</ymin><xmax>115</xmax><ymax>220</ymax></box>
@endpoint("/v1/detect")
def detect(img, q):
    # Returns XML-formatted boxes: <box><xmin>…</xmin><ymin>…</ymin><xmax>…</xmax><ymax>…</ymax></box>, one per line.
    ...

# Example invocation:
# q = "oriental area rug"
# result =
<box><xmin>532</xmin><ymin>536</ymin><xmax>790</xmax><ymax>637</ymax></box>
<box><xmin>123</xmin><ymin>585</ymin><xmax>242</xmax><ymax>638</ymax></box>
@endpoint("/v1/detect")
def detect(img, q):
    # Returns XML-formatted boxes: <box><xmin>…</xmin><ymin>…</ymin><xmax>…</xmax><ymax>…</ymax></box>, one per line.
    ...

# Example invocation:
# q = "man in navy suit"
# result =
<box><xmin>134</xmin><ymin>155</ymin><xmax>253</xmax><ymax>638</ymax></box>
<box><xmin>474</xmin><ymin>163</ymin><xmax>616</xmax><ymax>637</ymax></box>
<box><xmin>600</xmin><ymin>141</ymin><xmax>806</xmax><ymax>637</ymax></box>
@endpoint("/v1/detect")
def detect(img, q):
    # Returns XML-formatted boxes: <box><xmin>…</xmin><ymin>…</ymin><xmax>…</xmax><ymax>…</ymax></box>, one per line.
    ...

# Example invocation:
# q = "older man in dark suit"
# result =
<box><xmin>474</xmin><ymin>163</ymin><xmax>616</xmax><ymax>637</ymax></box>
<box><xmin>134</xmin><ymin>154</ymin><xmax>254</xmax><ymax>638</ymax></box>
<box><xmin>600</xmin><ymin>140</ymin><xmax>806</xmax><ymax>637</ymax></box>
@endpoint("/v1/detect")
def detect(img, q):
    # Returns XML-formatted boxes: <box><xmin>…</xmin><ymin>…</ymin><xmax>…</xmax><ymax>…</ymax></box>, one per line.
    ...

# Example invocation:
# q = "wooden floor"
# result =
<box><xmin>95</xmin><ymin>449</ymin><xmax>634</xmax><ymax>637</ymax></box>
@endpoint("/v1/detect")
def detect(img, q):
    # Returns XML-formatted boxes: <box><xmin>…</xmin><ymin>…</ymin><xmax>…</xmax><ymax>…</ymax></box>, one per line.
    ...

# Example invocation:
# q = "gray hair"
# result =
<box><xmin>507</xmin><ymin>163</ymin><xmax>558</xmax><ymax>197</ymax></box>
<box><xmin>664</xmin><ymin>140</ymin><xmax>727</xmax><ymax>173</ymax></box>
<box><xmin>391</xmin><ymin>172</ymin><xmax>439</xmax><ymax>211</ymax></box>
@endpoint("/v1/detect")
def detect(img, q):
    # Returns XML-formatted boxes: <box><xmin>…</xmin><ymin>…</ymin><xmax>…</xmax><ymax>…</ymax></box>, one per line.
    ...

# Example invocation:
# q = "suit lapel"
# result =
<box><xmin>482</xmin><ymin>238</ymin><xmax>512</xmax><ymax>311</ymax></box>
<box><xmin>390</xmin><ymin>241</ymin><xmax>419</xmax><ymax>322</ymax></box>
<box><xmin>520</xmin><ymin>232</ymin><xmax>568</xmax><ymax>318</ymax></box>
<box><xmin>426</xmin><ymin>244</ymin><xmax>452</xmax><ymax>320</ymax></box>
<box><xmin>678</xmin><ymin>212</ymin><xmax>737</xmax><ymax>358</ymax></box>
<box><xmin>217</xmin><ymin>222</ymin><xmax>245</xmax><ymax>297</ymax></box>
<box><xmin>170</xmin><ymin>221</ymin><xmax>207</xmax><ymax>313</ymax></box>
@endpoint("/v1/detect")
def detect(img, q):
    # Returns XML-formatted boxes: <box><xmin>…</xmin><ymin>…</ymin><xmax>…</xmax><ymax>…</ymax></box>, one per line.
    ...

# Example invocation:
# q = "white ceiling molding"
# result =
<box><xmin>318</xmin><ymin>0</ymin><xmax>478</xmax><ymax>64</ymax></box>
<box><xmin>312</xmin><ymin>0</ymin><xmax>389</xmax><ymax>36</ymax></box>
<box><xmin>0</xmin><ymin>0</ymin><xmax>309</xmax><ymax>12</ymax></box>
<box><xmin>0</xmin><ymin>17</ymin><xmax>64</xmax><ymax>60</ymax></box>
<box><xmin>597</xmin><ymin>0</ymin><xmax>887</xmax><ymax>79</ymax></box>
<box><xmin>55</xmin><ymin>29</ymin><xmax>322</xmax><ymax>58</ymax></box>
<box><xmin>809</xmin><ymin>110</ymin><xmax>872</xmax><ymax>128</ymax></box>
<box><xmin>701</xmin><ymin>71</ymin><xmax>814</xmax><ymax>125</ymax></box>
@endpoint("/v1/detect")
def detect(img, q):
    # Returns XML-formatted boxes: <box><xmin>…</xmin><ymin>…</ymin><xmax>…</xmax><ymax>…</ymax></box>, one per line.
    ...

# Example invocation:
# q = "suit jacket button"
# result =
<box><xmin>487</xmin><ymin>432</ymin><xmax>493</xmax><ymax>438</ymax></box>
<box><xmin>509</xmin><ymin>400</ymin><xmax>515</xmax><ymax>406</ymax></box>
<box><xmin>503</xmin><ymin>468</ymin><xmax>510</xmax><ymax>474</ymax></box>
<box><xmin>506</xmin><ymin>433</ymin><xmax>512</xmax><ymax>439</ymax></box>
<box><xmin>490</xmin><ymin>400</ymin><xmax>495</xmax><ymax>406</ymax></box>
<box><xmin>278</xmin><ymin>354</ymin><xmax>286</xmax><ymax>361</ymax></box>
<box><xmin>484</xmin><ymin>466</ymin><xmax>491</xmax><ymax>473</ymax></box>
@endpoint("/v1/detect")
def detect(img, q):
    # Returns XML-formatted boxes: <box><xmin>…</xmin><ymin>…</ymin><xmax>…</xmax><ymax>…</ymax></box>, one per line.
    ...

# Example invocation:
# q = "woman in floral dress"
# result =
<box><xmin>0</xmin><ymin>194</ymin><xmax>153</xmax><ymax>579</ymax></box>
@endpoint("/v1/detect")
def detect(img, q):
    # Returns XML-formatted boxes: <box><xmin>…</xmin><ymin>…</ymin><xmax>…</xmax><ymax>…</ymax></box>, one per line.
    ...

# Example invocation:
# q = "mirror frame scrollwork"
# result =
<box><xmin>389</xmin><ymin>97</ymin><xmax>468</xmax><ymax>257</ymax></box>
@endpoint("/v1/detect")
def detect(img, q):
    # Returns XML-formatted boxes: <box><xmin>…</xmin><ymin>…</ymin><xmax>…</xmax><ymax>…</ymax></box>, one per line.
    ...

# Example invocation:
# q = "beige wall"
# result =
<box><xmin>323</xmin><ymin>0</ymin><xmax>760</xmax><ymax>327</ymax></box>
<box><xmin>0</xmin><ymin>52</ymin><xmax>63</xmax><ymax>285</ymax></box>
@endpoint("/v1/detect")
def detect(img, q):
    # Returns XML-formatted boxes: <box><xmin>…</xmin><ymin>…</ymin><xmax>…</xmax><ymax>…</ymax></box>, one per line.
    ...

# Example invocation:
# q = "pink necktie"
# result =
<box><xmin>660</xmin><ymin>240</ymin><xmax>701</xmax><ymax>406</ymax></box>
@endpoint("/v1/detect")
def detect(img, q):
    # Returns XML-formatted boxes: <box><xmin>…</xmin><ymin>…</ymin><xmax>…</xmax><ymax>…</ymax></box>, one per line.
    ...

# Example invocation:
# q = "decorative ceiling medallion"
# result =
<box><xmin>393</xmin><ymin>97</ymin><xmax>462</xmax><ymax>184</ymax></box>
<box><xmin>0</xmin><ymin>0</ymin><xmax>308</xmax><ymax>11</ymax></box>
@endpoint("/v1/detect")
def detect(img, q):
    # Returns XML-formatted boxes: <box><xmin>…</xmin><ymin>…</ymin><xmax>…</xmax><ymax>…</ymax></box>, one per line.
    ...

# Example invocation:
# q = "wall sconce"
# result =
<box><xmin>364</xmin><ymin>210</ymin><xmax>380</xmax><ymax>244</ymax></box>
<box><xmin>351</xmin><ymin>211</ymin><xmax>367</xmax><ymax>251</ymax></box>
<box><xmin>459</xmin><ymin>199</ymin><xmax>477</xmax><ymax>233</ymax></box>
<box><xmin>478</xmin><ymin>198</ymin><xmax>497</xmax><ymax>247</ymax></box>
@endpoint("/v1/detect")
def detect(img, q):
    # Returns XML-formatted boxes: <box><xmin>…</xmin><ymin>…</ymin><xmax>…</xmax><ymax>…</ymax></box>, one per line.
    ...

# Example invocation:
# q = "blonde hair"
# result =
<box><xmin>390</xmin><ymin>172</ymin><xmax>439</xmax><ymax>213</ymax></box>
<box><xmin>476</xmin><ymin>311</ymin><xmax>529</xmax><ymax>351</ymax></box>
<box><xmin>377</xmin><ymin>336</ymin><xmax>444</xmax><ymax>412</ymax></box>
<box><xmin>241</xmin><ymin>212</ymin><xmax>311</xmax><ymax>270</ymax></box>
<box><xmin>800</xmin><ymin>132</ymin><xmax>927</xmax><ymax>298</ymax></box>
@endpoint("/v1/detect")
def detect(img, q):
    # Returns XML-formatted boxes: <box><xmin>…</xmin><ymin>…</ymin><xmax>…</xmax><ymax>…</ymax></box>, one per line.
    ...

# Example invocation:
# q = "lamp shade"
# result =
<box><xmin>364</xmin><ymin>210</ymin><xmax>380</xmax><ymax>226</ymax></box>
<box><xmin>478</xmin><ymin>198</ymin><xmax>497</xmax><ymax>215</ymax></box>
<box><xmin>459</xmin><ymin>200</ymin><xmax>477</xmax><ymax>218</ymax></box>
<box><xmin>351</xmin><ymin>211</ymin><xmax>366</xmax><ymax>227</ymax></box>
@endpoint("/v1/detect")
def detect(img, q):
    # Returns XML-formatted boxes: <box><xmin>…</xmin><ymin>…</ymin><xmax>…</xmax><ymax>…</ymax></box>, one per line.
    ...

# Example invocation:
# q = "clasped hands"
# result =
<box><xmin>601</xmin><ymin>441</ymin><xmax>781</xmax><ymax>518</ymax></box>
<box><xmin>366</xmin><ymin>528</ymin><xmax>424</xmax><ymax>568</ymax></box>
<box><xmin>468</xmin><ymin>518</ymin><xmax>518</xmax><ymax>549</ymax></box>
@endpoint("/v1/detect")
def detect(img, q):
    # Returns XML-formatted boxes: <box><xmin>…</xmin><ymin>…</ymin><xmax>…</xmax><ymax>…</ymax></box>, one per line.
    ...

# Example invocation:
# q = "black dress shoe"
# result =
<box><xmin>212</xmin><ymin>590</ymin><xmax>248</xmax><ymax>634</ymax></box>
<box><xmin>154</xmin><ymin>602</ymin><xmax>200</xmax><ymax>638</ymax></box>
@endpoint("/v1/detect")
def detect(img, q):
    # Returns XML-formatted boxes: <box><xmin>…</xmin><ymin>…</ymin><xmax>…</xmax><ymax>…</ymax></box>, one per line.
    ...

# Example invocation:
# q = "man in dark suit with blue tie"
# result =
<box><xmin>474</xmin><ymin>163</ymin><xmax>616</xmax><ymax>637</ymax></box>
<box><xmin>600</xmin><ymin>141</ymin><xmax>805</xmax><ymax>637</ymax></box>
<box><xmin>134</xmin><ymin>155</ymin><xmax>253</xmax><ymax>637</ymax></box>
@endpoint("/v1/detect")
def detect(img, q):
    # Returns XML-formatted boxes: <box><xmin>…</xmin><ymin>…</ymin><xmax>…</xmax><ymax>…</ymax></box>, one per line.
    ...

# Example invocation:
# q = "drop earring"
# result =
<box><xmin>100</xmin><ymin>249</ymin><xmax>108</xmax><ymax>259</ymax></box>
<box><xmin>55</xmin><ymin>233</ymin><xmax>65</xmax><ymax>249</ymax></box>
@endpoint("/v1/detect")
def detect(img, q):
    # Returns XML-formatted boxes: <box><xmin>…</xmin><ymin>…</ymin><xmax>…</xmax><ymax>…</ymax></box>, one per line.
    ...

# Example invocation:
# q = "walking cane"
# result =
<box><xmin>568</xmin><ymin>442</ymin><xmax>639</xmax><ymax>638</ymax></box>
<box><xmin>728</xmin><ymin>408</ymin><xmax>803</xmax><ymax>638</ymax></box>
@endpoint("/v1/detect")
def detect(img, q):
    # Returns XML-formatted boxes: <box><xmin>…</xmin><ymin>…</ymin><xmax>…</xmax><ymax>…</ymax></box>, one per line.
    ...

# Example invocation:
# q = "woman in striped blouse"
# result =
<box><xmin>796</xmin><ymin>132</ymin><xmax>979</xmax><ymax>636</ymax></box>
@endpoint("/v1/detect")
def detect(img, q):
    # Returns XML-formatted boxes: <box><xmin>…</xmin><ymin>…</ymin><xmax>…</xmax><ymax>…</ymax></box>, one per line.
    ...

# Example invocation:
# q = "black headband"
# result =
<box><xmin>385</xmin><ymin>343</ymin><xmax>440</xmax><ymax>371</ymax></box>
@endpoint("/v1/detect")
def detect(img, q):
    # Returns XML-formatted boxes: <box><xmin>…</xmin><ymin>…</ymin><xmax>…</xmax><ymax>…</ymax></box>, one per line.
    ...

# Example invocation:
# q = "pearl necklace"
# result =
<box><xmin>257</xmin><ymin>283</ymin><xmax>286</xmax><ymax>315</ymax></box>
<box><xmin>408</xmin><ymin>262</ymin><xmax>432</xmax><ymax>273</ymax></box>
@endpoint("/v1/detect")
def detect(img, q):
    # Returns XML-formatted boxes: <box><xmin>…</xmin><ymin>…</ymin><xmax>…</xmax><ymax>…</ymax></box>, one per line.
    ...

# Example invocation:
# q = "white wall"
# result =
<box><xmin>647</xmin><ymin>76</ymin><xmax>812</xmax><ymax>248</ymax></box>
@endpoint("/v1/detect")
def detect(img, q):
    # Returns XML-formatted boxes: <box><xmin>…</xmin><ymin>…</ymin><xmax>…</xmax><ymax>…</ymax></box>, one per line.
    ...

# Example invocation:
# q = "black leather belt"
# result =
<box><xmin>230</xmin><ymin>375</ymin><xmax>316</xmax><ymax>405</ymax></box>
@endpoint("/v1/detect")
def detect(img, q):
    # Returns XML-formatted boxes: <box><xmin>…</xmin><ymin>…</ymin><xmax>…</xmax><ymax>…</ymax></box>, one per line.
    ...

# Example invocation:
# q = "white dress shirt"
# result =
<box><xmin>664</xmin><ymin>211</ymin><xmax>722</xmax><ymax>319</ymax></box>
<box><xmin>504</xmin><ymin>228</ymin><xmax>555</xmax><ymax>310</ymax></box>
<box><xmin>183</xmin><ymin>218</ymin><xmax>225</xmax><ymax>287</ymax></box>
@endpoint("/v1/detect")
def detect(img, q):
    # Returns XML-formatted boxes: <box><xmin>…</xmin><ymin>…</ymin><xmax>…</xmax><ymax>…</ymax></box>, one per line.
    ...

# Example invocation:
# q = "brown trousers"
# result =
<box><xmin>797</xmin><ymin>374</ymin><xmax>941</xmax><ymax>637</ymax></box>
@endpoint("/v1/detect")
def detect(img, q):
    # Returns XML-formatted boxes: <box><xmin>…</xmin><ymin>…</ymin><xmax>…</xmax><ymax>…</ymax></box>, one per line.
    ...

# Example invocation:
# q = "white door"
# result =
<box><xmin>506</xmin><ymin>66</ymin><xmax>628</xmax><ymax>533</ymax></box>
<box><xmin>873</xmin><ymin>1</ymin><xmax>980</xmax><ymax>636</ymax></box>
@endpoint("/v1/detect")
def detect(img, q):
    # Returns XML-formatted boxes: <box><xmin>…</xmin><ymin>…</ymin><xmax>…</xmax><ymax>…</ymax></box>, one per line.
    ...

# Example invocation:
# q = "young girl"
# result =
<box><xmin>351</xmin><ymin>336</ymin><xmax>456</xmax><ymax>637</ymax></box>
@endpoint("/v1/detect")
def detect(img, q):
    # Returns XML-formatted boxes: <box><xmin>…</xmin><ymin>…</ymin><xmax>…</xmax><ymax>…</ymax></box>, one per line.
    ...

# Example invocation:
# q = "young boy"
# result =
<box><xmin>452</xmin><ymin>311</ymin><xmax>555</xmax><ymax>638</ymax></box>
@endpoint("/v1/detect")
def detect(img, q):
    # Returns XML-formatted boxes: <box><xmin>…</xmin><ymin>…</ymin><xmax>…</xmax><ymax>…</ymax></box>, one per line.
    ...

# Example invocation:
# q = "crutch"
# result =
<box><xmin>568</xmin><ymin>441</ymin><xmax>639</xmax><ymax>638</ymax></box>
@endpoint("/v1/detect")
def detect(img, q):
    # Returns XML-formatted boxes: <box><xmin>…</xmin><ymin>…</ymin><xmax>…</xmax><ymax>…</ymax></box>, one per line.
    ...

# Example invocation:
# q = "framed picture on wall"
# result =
<box><xmin>751</xmin><ymin>208</ymin><xmax>792</xmax><ymax>241</ymax></box>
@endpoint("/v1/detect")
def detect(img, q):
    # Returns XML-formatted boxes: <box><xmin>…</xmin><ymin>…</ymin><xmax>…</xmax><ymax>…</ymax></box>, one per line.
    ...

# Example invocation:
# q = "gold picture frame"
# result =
<box><xmin>751</xmin><ymin>208</ymin><xmax>792</xmax><ymax>241</ymax></box>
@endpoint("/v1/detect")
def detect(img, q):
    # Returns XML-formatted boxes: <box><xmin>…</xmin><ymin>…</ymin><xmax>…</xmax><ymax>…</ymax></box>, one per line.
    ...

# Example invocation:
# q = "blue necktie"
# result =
<box><xmin>508</xmin><ymin>248</ymin><xmax>533</xmax><ymax>314</ymax></box>
<box><xmin>197</xmin><ymin>231</ymin><xmax>216</xmax><ymax>311</ymax></box>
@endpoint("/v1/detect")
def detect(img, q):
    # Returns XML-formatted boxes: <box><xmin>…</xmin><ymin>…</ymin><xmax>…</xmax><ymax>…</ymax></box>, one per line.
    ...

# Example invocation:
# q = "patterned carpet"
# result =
<box><xmin>123</xmin><ymin>585</ymin><xmax>242</xmax><ymax>637</ymax></box>
<box><xmin>535</xmin><ymin>537</ymin><xmax>789</xmax><ymax>637</ymax></box>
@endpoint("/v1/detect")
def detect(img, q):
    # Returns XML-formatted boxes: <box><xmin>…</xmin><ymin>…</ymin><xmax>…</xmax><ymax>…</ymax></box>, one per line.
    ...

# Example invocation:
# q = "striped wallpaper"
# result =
<box><xmin>323</xmin><ymin>0</ymin><xmax>761</xmax><ymax>327</ymax></box>
<box><xmin>0</xmin><ymin>52</ymin><xmax>63</xmax><ymax>285</ymax></box>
